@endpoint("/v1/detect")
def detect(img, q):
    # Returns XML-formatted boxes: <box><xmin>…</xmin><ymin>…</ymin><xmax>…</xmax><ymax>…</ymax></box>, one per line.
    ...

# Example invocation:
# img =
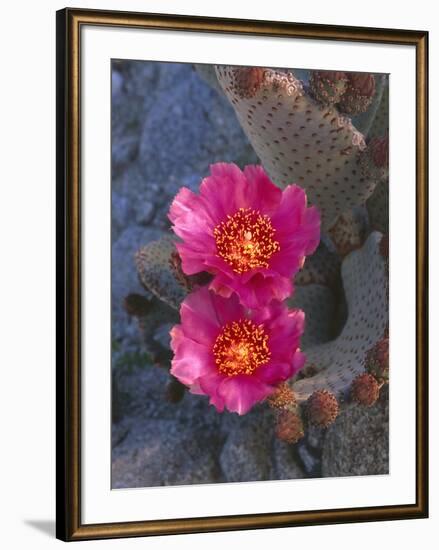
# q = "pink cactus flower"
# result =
<box><xmin>170</xmin><ymin>286</ymin><xmax>306</xmax><ymax>415</ymax></box>
<box><xmin>168</xmin><ymin>163</ymin><xmax>320</xmax><ymax>309</ymax></box>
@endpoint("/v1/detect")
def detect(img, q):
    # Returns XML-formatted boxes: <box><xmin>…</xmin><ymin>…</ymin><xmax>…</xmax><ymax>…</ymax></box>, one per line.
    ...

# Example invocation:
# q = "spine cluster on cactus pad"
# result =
<box><xmin>310</xmin><ymin>70</ymin><xmax>376</xmax><ymax>115</ymax></box>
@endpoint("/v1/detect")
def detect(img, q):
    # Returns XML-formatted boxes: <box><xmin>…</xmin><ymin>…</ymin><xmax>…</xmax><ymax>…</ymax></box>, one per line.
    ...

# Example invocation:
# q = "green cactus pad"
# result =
<box><xmin>215</xmin><ymin>66</ymin><xmax>382</xmax><ymax>230</ymax></box>
<box><xmin>135</xmin><ymin>236</ymin><xmax>188</xmax><ymax>310</ymax></box>
<box><xmin>291</xmin><ymin>232</ymin><xmax>388</xmax><ymax>402</ymax></box>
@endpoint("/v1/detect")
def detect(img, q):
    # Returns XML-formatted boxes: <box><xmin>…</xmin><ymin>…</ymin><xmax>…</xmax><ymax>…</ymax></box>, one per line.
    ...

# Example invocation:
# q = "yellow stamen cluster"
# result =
<box><xmin>214</xmin><ymin>208</ymin><xmax>280</xmax><ymax>274</ymax></box>
<box><xmin>213</xmin><ymin>319</ymin><xmax>271</xmax><ymax>377</ymax></box>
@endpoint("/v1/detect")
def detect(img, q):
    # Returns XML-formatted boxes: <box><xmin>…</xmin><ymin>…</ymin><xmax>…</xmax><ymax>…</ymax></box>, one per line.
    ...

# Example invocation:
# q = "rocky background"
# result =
<box><xmin>111</xmin><ymin>60</ymin><xmax>388</xmax><ymax>489</ymax></box>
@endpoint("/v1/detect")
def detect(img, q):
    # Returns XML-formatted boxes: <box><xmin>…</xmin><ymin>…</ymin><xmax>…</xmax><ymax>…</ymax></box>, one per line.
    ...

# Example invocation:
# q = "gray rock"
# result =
<box><xmin>111</xmin><ymin>61</ymin><xmax>161</xmax><ymax>175</ymax></box>
<box><xmin>112</xmin><ymin>419</ymin><xmax>223</xmax><ymax>488</ymax></box>
<box><xmin>272</xmin><ymin>439</ymin><xmax>305</xmax><ymax>480</ymax></box>
<box><xmin>306</xmin><ymin>425</ymin><xmax>326</xmax><ymax>451</ymax></box>
<box><xmin>296</xmin><ymin>441</ymin><xmax>320</xmax><ymax>476</ymax></box>
<box><xmin>138</xmin><ymin>63</ymin><xmax>257</xmax><ymax>185</ymax></box>
<box><xmin>135</xmin><ymin>201</ymin><xmax>155</xmax><ymax>225</ymax></box>
<box><xmin>219</xmin><ymin>409</ymin><xmax>274</xmax><ymax>482</ymax></box>
<box><xmin>112</xmin><ymin>70</ymin><xmax>124</xmax><ymax>99</ymax></box>
<box><xmin>321</xmin><ymin>388</ymin><xmax>389</xmax><ymax>477</ymax></box>
<box><xmin>113</xmin><ymin>358</ymin><xmax>222</xmax><ymax>428</ymax></box>
<box><xmin>153</xmin><ymin>323</ymin><xmax>173</xmax><ymax>350</ymax></box>
<box><xmin>112</xmin><ymin>191</ymin><xmax>133</xmax><ymax>239</ymax></box>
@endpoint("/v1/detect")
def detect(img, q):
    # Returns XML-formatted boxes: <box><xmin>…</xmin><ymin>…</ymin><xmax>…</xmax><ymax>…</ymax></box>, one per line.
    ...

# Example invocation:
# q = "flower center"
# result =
<box><xmin>214</xmin><ymin>207</ymin><xmax>280</xmax><ymax>274</ymax></box>
<box><xmin>212</xmin><ymin>319</ymin><xmax>271</xmax><ymax>377</ymax></box>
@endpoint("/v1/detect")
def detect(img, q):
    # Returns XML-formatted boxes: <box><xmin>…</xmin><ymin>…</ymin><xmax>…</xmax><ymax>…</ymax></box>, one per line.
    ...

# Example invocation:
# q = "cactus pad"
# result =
<box><xmin>292</xmin><ymin>232</ymin><xmax>388</xmax><ymax>402</ymax></box>
<box><xmin>215</xmin><ymin>66</ymin><xmax>382</xmax><ymax>230</ymax></box>
<box><xmin>135</xmin><ymin>236</ymin><xmax>188</xmax><ymax>309</ymax></box>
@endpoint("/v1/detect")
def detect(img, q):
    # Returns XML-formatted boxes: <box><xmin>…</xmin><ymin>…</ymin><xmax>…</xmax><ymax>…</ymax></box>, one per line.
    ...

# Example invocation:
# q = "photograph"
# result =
<box><xmin>111</xmin><ymin>60</ymin><xmax>390</xmax><ymax>489</ymax></box>
<box><xmin>1</xmin><ymin>0</ymin><xmax>434</xmax><ymax>547</ymax></box>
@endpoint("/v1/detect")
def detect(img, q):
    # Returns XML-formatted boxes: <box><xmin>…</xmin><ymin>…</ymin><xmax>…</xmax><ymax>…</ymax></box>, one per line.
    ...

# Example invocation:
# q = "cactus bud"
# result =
<box><xmin>275</xmin><ymin>410</ymin><xmax>304</xmax><ymax>444</ymax></box>
<box><xmin>123</xmin><ymin>293</ymin><xmax>151</xmax><ymax>317</ymax></box>
<box><xmin>351</xmin><ymin>373</ymin><xmax>380</xmax><ymax>406</ymax></box>
<box><xmin>339</xmin><ymin>73</ymin><xmax>376</xmax><ymax>115</ymax></box>
<box><xmin>307</xmin><ymin>389</ymin><xmax>339</xmax><ymax>427</ymax></box>
<box><xmin>365</xmin><ymin>336</ymin><xmax>389</xmax><ymax>382</ymax></box>
<box><xmin>360</xmin><ymin>135</ymin><xmax>389</xmax><ymax>183</ymax></box>
<box><xmin>267</xmin><ymin>383</ymin><xmax>296</xmax><ymax>410</ymax></box>
<box><xmin>231</xmin><ymin>67</ymin><xmax>266</xmax><ymax>99</ymax></box>
<box><xmin>309</xmin><ymin>70</ymin><xmax>348</xmax><ymax>105</ymax></box>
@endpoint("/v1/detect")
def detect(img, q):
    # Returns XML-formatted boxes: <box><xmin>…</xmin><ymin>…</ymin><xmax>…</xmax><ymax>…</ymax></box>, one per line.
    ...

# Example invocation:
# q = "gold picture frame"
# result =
<box><xmin>56</xmin><ymin>7</ymin><xmax>428</xmax><ymax>541</ymax></box>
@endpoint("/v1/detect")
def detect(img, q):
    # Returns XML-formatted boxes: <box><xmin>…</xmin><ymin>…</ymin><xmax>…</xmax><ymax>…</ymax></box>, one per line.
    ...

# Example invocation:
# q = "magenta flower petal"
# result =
<box><xmin>178</xmin><ymin>288</ymin><xmax>221</xmax><ymax>345</ymax></box>
<box><xmin>170</xmin><ymin>287</ymin><xmax>306</xmax><ymax>415</ymax></box>
<box><xmin>168</xmin><ymin>163</ymin><xmax>321</xmax><ymax>308</ymax></box>
<box><xmin>242</xmin><ymin>165</ymin><xmax>282</xmax><ymax>215</ymax></box>
<box><xmin>170</xmin><ymin>335</ymin><xmax>214</xmax><ymax>386</ymax></box>
<box><xmin>255</xmin><ymin>362</ymin><xmax>294</xmax><ymax>385</ymax></box>
<box><xmin>217</xmin><ymin>376</ymin><xmax>273</xmax><ymax>415</ymax></box>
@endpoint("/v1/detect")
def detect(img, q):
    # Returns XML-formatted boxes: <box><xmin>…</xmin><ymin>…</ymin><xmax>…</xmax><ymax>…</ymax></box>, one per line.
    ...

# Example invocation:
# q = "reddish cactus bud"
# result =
<box><xmin>351</xmin><ymin>373</ymin><xmax>380</xmax><ymax>406</ymax></box>
<box><xmin>370</xmin><ymin>135</ymin><xmax>389</xmax><ymax>168</ymax></box>
<box><xmin>275</xmin><ymin>410</ymin><xmax>304</xmax><ymax>444</ymax></box>
<box><xmin>307</xmin><ymin>389</ymin><xmax>339</xmax><ymax>428</ymax></box>
<box><xmin>339</xmin><ymin>73</ymin><xmax>376</xmax><ymax>115</ymax></box>
<box><xmin>309</xmin><ymin>70</ymin><xmax>348</xmax><ymax>105</ymax></box>
<box><xmin>360</xmin><ymin>135</ymin><xmax>389</xmax><ymax>182</ymax></box>
<box><xmin>231</xmin><ymin>67</ymin><xmax>266</xmax><ymax>99</ymax></box>
<box><xmin>267</xmin><ymin>383</ymin><xmax>296</xmax><ymax>410</ymax></box>
<box><xmin>365</xmin><ymin>336</ymin><xmax>389</xmax><ymax>382</ymax></box>
<box><xmin>123</xmin><ymin>293</ymin><xmax>151</xmax><ymax>317</ymax></box>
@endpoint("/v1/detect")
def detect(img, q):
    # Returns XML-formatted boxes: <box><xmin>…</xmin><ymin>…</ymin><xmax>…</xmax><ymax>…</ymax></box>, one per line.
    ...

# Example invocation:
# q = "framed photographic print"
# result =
<box><xmin>56</xmin><ymin>7</ymin><xmax>428</xmax><ymax>542</ymax></box>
